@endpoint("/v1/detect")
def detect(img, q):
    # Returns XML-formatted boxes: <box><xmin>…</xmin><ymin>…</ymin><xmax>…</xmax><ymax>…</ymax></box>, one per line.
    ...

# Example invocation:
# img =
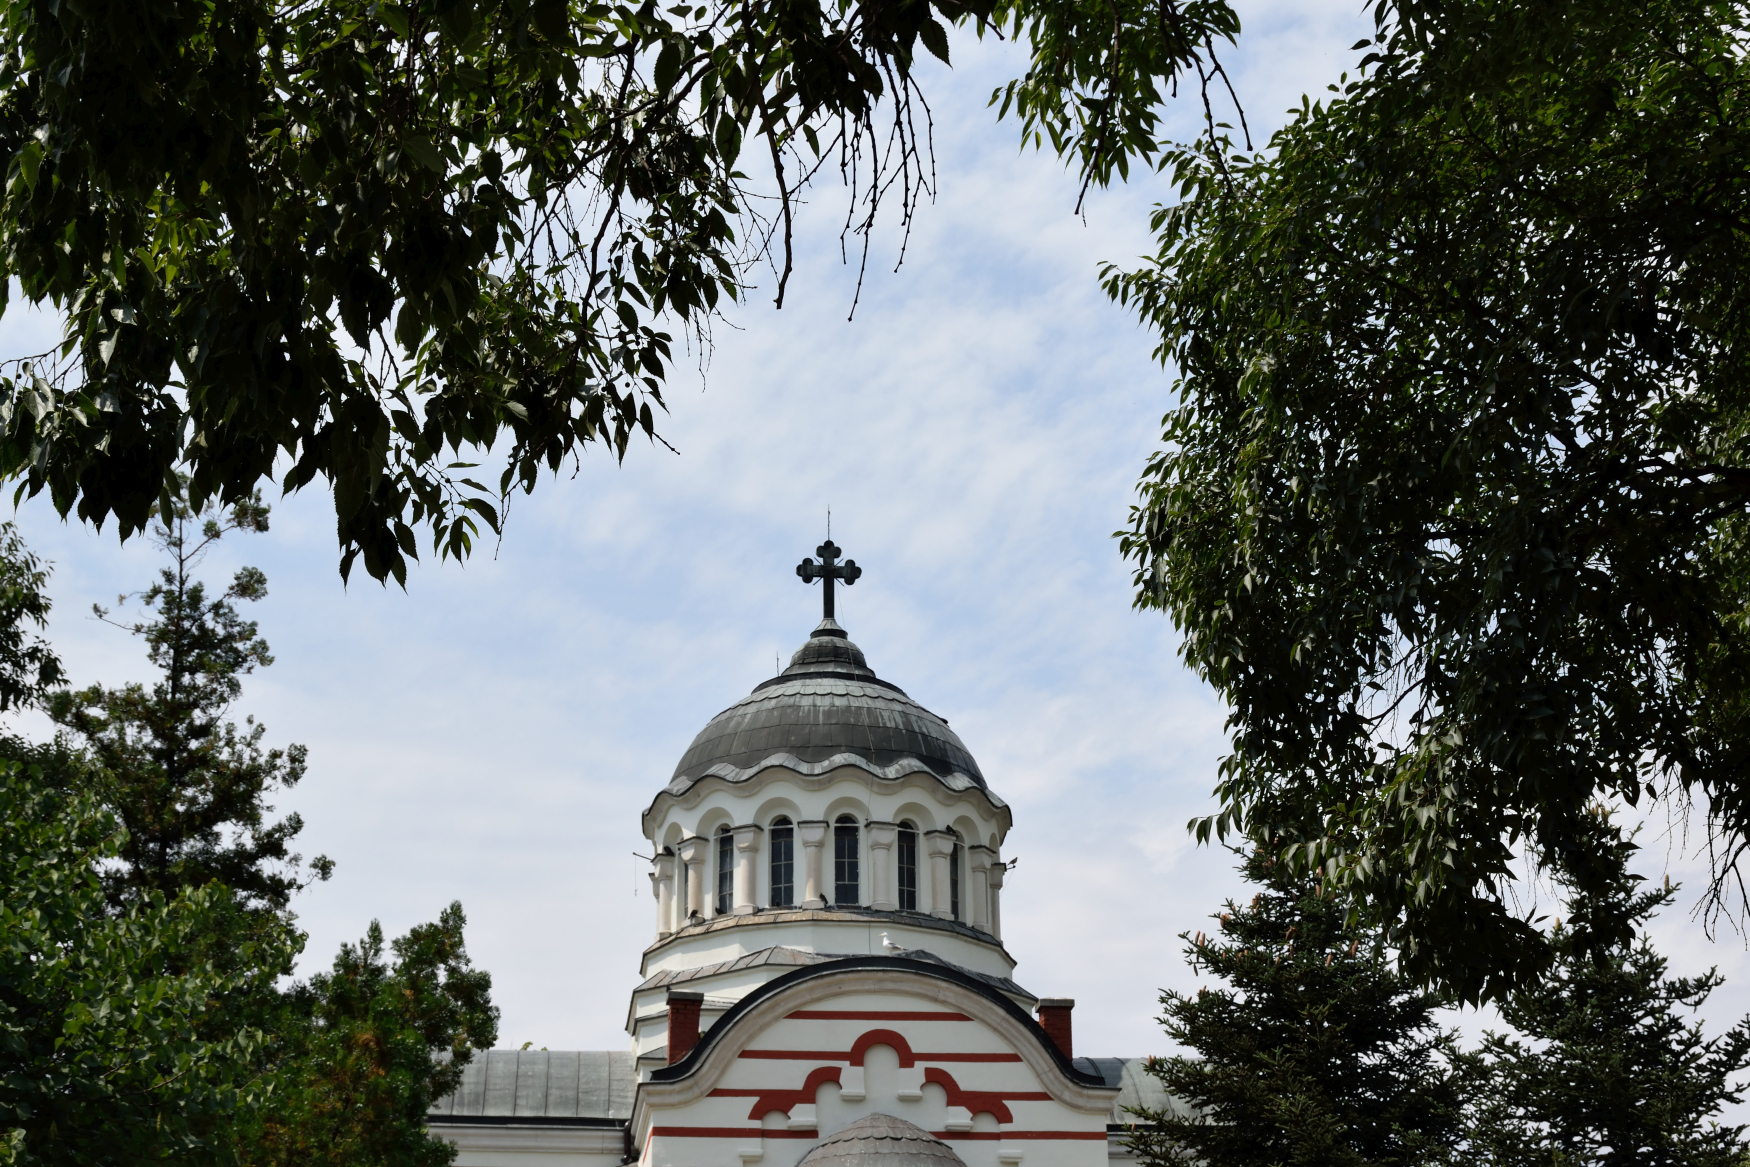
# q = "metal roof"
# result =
<box><xmin>1072</xmin><ymin>1058</ymin><xmax>1188</xmax><ymax>1123</ymax></box>
<box><xmin>666</xmin><ymin>620</ymin><xmax>988</xmax><ymax>796</ymax></box>
<box><xmin>428</xmin><ymin>1050</ymin><xmax>634</xmax><ymax>1123</ymax></box>
<box><xmin>635</xmin><ymin>945</ymin><xmax>1033</xmax><ymax>1003</ymax></box>
<box><xmin>797</xmin><ymin>1114</ymin><xmax>966</xmax><ymax>1167</ymax></box>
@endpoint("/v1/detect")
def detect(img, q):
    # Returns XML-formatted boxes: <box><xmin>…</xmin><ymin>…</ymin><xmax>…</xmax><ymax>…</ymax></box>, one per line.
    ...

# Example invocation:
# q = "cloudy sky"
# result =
<box><xmin>6</xmin><ymin>0</ymin><xmax>1749</xmax><ymax>1072</ymax></box>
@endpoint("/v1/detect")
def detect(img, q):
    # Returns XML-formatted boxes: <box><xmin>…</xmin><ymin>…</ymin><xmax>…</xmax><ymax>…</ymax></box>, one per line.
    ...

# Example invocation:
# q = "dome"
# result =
<box><xmin>666</xmin><ymin>619</ymin><xmax>988</xmax><ymax>794</ymax></box>
<box><xmin>796</xmin><ymin>1114</ymin><xmax>966</xmax><ymax>1167</ymax></box>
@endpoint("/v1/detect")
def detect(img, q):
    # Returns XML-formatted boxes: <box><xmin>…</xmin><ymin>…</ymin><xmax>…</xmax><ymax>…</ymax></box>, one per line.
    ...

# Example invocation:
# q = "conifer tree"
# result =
<box><xmin>1468</xmin><ymin>831</ymin><xmax>1750</xmax><ymax>1166</ymax></box>
<box><xmin>1125</xmin><ymin>849</ymin><xmax>1460</xmax><ymax>1167</ymax></box>
<box><xmin>49</xmin><ymin>487</ymin><xmax>327</xmax><ymax>912</ymax></box>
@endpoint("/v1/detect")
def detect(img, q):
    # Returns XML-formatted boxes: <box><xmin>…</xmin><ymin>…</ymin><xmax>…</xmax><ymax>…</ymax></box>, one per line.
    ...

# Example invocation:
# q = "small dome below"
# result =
<box><xmin>797</xmin><ymin>1114</ymin><xmax>966</xmax><ymax>1167</ymax></box>
<box><xmin>666</xmin><ymin>620</ymin><xmax>988</xmax><ymax>795</ymax></box>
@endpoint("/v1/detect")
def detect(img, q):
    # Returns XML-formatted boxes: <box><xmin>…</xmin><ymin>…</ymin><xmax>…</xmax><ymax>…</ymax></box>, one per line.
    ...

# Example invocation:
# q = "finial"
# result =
<box><xmin>796</xmin><ymin>539</ymin><xmax>862</xmax><ymax>620</ymax></box>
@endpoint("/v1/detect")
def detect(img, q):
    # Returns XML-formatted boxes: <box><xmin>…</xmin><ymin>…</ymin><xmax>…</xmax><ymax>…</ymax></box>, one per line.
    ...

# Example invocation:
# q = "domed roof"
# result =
<box><xmin>796</xmin><ymin>1114</ymin><xmax>965</xmax><ymax>1167</ymax></box>
<box><xmin>665</xmin><ymin>619</ymin><xmax>988</xmax><ymax>795</ymax></box>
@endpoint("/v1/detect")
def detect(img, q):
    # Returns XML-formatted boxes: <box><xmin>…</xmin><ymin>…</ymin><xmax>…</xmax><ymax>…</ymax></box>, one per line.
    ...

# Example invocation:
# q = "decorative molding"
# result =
<box><xmin>643</xmin><ymin>757</ymin><xmax>1011</xmax><ymax>836</ymax></box>
<box><xmin>630</xmin><ymin>965</ymin><xmax>1120</xmax><ymax>1144</ymax></box>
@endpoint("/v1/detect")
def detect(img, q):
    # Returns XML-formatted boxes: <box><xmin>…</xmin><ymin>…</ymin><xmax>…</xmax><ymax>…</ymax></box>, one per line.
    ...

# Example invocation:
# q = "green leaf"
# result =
<box><xmin>918</xmin><ymin>17</ymin><xmax>950</xmax><ymax>65</ymax></box>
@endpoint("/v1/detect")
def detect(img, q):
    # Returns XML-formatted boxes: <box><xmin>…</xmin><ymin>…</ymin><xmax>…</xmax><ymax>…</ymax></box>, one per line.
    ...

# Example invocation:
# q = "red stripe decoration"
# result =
<box><xmin>651</xmin><ymin>1127</ymin><xmax>819</xmax><ymax>1139</ymax></box>
<box><xmin>739</xmin><ymin>1050</ymin><xmax>1022</xmax><ymax>1063</ymax></box>
<box><xmin>785</xmin><ymin>1011</ymin><xmax>972</xmax><ymax>1021</ymax></box>
<box><xmin>650</xmin><ymin>1128</ymin><xmax>1106</xmax><ymax>1142</ymax></box>
<box><xmin>935</xmin><ymin>1132</ymin><xmax>1109</xmax><ymax>1141</ymax></box>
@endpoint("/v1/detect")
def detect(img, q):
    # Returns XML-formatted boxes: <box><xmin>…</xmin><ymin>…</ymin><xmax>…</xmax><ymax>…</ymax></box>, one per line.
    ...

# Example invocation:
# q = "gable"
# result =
<box><xmin>635</xmin><ymin>962</ymin><xmax>1117</xmax><ymax>1167</ymax></box>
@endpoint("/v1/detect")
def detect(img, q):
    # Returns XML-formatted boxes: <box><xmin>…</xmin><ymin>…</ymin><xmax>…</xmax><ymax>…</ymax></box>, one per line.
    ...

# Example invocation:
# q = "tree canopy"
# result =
<box><xmin>0</xmin><ymin>0</ymin><xmax>1237</xmax><ymax>583</ymax></box>
<box><xmin>1465</xmin><ymin>831</ymin><xmax>1750</xmax><ymax>1166</ymax></box>
<box><xmin>1109</xmin><ymin>0</ymin><xmax>1750</xmax><ymax>999</ymax></box>
<box><xmin>1126</xmin><ymin>849</ymin><xmax>1460</xmax><ymax>1167</ymax></box>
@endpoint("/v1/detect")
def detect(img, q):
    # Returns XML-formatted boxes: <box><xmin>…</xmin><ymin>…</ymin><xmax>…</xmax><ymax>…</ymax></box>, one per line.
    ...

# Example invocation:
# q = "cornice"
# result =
<box><xmin>642</xmin><ymin>758</ymin><xmax>1011</xmax><ymax>836</ymax></box>
<box><xmin>636</xmin><ymin>908</ymin><xmax>1017</xmax><ymax>975</ymax></box>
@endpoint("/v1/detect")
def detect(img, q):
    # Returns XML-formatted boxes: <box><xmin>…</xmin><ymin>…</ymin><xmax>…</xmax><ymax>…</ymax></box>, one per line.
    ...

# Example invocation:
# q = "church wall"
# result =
<box><xmin>635</xmin><ymin>974</ymin><xmax>1114</xmax><ymax>1167</ymax></box>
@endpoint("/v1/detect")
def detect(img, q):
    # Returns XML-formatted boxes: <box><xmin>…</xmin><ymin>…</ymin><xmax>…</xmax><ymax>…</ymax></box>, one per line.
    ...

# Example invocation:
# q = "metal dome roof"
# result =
<box><xmin>664</xmin><ymin>619</ymin><xmax>988</xmax><ymax>795</ymax></box>
<box><xmin>796</xmin><ymin>1114</ymin><xmax>966</xmax><ymax>1167</ymax></box>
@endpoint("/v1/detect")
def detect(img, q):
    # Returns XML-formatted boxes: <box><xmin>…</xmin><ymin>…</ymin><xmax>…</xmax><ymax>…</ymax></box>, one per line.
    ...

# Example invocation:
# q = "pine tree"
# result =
<box><xmin>1125</xmin><ymin>849</ymin><xmax>1460</xmax><ymax>1167</ymax></box>
<box><xmin>1468</xmin><ymin>832</ymin><xmax>1750</xmax><ymax>1166</ymax></box>
<box><xmin>49</xmin><ymin>489</ymin><xmax>327</xmax><ymax>911</ymax></box>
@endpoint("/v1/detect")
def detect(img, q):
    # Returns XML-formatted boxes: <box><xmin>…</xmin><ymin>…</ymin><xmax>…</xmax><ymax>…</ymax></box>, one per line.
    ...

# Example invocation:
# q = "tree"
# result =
<box><xmin>0</xmin><ymin>496</ymin><xmax>493</xmax><ymax>1166</ymax></box>
<box><xmin>49</xmin><ymin>489</ymin><xmax>326</xmax><ymax>913</ymax></box>
<box><xmin>0</xmin><ymin>0</ymin><xmax>1241</xmax><ymax>584</ymax></box>
<box><xmin>0</xmin><ymin>759</ymin><xmax>300</xmax><ymax>1167</ymax></box>
<box><xmin>239</xmin><ymin>906</ymin><xmax>499</xmax><ymax>1167</ymax></box>
<box><xmin>0</xmin><ymin>523</ymin><xmax>61</xmax><ymax>712</ymax></box>
<box><xmin>1467</xmin><ymin>834</ymin><xmax>1750</xmax><ymax>1167</ymax></box>
<box><xmin>1124</xmin><ymin>849</ymin><xmax>1460</xmax><ymax>1167</ymax></box>
<box><xmin>1107</xmin><ymin>0</ymin><xmax>1750</xmax><ymax>998</ymax></box>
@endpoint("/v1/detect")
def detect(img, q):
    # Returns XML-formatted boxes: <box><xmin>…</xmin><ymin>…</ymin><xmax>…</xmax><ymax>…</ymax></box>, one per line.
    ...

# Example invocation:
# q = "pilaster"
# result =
<box><xmin>732</xmin><ymin>823</ymin><xmax>764</xmax><ymax>915</ymax></box>
<box><xmin>676</xmin><ymin>835</ymin><xmax>708</xmax><ymax>924</ymax></box>
<box><xmin>967</xmin><ymin>845</ymin><xmax>995</xmax><ymax>932</ymax></box>
<box><xmin>866</xmin><ymin>821</ymin><xmax>898</xmax><ymax>911</ymax></box>
<box><xmin>653</xmin><ymin>851</ymin><xmax>677</xmax><ymax>937</ymax></box>
<box><xmin>987</xmin><ymin>855</ymin><xmax>1005</xmax><ymax>940</ymax></box>
<box><xmin>923</xmin><ymin>830</ymin><xmax>957</xmax><ymax>920</ymax></box>
<box><xmin>798</xmin><ymin>820</ymin><xmax>829</xmax><ymax>909</ymax></box>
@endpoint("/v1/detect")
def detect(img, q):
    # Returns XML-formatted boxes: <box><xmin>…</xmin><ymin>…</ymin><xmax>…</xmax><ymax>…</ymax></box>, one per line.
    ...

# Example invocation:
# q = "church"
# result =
<box><xmin>428</xmin><ymin>542</ymin><xmax>1168</xmax><ymax>1167</ymax></box>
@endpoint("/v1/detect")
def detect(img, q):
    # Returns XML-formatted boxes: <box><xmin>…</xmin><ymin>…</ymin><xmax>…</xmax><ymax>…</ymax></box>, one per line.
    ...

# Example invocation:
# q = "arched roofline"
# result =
<box><xmin>642</xmin><ymin>761</ymin><xmax>1010</xmax><ymax>838</ymax></box>
<box><xmin>645</xmin><ymin>956</ymin><xmax>1108</xmax><ymax>1094</ymax></box>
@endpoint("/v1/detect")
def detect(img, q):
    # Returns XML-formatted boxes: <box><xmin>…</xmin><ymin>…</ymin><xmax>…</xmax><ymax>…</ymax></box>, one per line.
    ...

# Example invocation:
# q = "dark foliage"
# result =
<box><xmin>0</xmin><ymin>0</ymin><xmax>1240</xmax><ymax>583</ymax></box>
<box><xmin>239</xmin><ymin>906</ymin><xmax>498</xmax><ymax>1167</ymax></box>
<box><xmin>1125</xmin><ymin>849</ymin><xmax>1460</xmax><ymax>1167</ymax></box>
<box><xmin>48</xmin><ymin>491</ymin><xmax>325</xmax><ymax>912</ymax></box>
<box><xmin>1467</xmin><ymin>832</ymin><xmax>1750</xmax><ymax>1166</ymax></box>
<box><xmin>1109</xmin><ymin>0</ymin><xmax>1750</xmax><ymax>998</ymax></box>
<box><xmin>0</xmin><ymin>759</ymin><xmax>301</xmax><ymax>1167</ymax></box>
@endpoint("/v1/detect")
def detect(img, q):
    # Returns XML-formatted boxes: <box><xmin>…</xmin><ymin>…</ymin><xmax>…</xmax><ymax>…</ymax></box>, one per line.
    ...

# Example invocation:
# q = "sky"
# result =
<box><xmin>6</xmin><ymin>0</ymin><xmax>1750</xmax><ymax>1077</ymax></box>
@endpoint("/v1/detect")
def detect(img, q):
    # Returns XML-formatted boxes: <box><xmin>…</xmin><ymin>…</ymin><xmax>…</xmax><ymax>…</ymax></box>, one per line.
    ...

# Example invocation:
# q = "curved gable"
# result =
<box><xmin>635</xmin><ymin>960</ymin><xmax>1118</xmax><ymax>1167</ymax></box>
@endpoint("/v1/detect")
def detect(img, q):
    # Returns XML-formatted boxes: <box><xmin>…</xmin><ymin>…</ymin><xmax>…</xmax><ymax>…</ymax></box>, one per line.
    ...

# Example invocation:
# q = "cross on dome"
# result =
<box><xmin>795</xmin><ymin>539</ymin><xmax>862</xmax><ymax>620</ymax></box>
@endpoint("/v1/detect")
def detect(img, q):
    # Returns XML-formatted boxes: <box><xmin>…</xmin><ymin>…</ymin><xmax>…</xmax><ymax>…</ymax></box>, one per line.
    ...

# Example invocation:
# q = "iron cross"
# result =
<box><xmin>796</xmin><ymin>540</ymin><xmax>862</xmax><ymax>620</ymax></box>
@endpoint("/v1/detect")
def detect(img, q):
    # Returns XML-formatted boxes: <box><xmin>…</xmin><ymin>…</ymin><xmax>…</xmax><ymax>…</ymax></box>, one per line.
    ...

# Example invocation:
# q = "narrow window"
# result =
<box><xmin>897</xmin><ymin>821</ymin><xmax>918</xmax><ymax>912</ymax></box>
<box><xmin>834</xmin><ymin>815</ymin><xmax>860</xmax><ymax>906</ymax></box>
<box><xmin>770</xmin><ymin>817</ymin><xmax>795</xmax><ymax>908</ymax></box>
<box><xmin>949</xmin><ymin>830</ymin><xmax>962</xmax><ymax>921</ymax></box>
<box><xmin>716</xmin><ymin>825</ymin><xmax>733</xmax><ymax>915</ymax></box>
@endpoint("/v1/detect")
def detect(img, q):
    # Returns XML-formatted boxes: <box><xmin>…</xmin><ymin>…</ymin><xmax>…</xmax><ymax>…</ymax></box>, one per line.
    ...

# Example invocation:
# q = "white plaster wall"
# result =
<box><xmin>637</xmin><ymin>985</ymin><xmax>1112</xmax><ymax>1167</ymax></box>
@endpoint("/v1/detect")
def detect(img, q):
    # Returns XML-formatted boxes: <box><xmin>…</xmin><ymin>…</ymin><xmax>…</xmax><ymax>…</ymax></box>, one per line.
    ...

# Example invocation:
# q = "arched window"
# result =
<box><xmin>834</xmin><ymin>815</ymin><xmax>860</xmax><ymax>906</ymax></box>
<box><xmin>770</xmin><ymin>817</ymin><xmax>795</xmax><ymax>908</ymax></box>
<box><xmin>715</xmin><ymin>825</ymin><xmax>733</xmax><ymax>915</ymax></box>
<box><xmin>897</xmin><ymin>821</ymin><xmax>918</xmax><ymax>912</ymax></box>
<box><xmin>949</xmin><ymin>829</ymin><xmax>962</xmax><ymax>921</ymax></box>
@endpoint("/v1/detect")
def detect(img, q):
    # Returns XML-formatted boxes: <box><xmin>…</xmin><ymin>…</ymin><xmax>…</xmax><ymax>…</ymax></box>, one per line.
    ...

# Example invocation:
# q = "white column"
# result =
<box><xmin>654</xmin><ymin>852</ymin><xmax>677</xmax><ymax>937</ymax></box>
<box><xmin>676</xmin><ymin>836</ymin><xmax>708</xmax><ymax>924</ymax></box>
<box><xmin>798</xmin><ymin>820</ymin><xmax>828</xmax><ymax>909</ymax></box>
<box><xmin>732</xmin><ymin>824</ymin><xmax>764</xmax><ymax>915</ymax></box>
<box><xmin>987</xmin><ymin>856</ymin><xmax>1005</xmax><ymax>941</ymax></box>
<box><xmin>866</xmin><ymin>821</ymin><xmax>897</xmax><ymax>911</ymax></box>
<box><xmin>967</xmin><ymin>846</ymin><xmax>995</xmax><ymax>933</ymax></box>
<box><xmin>924</xmin><ymin>831</ymin><xmax>956</xmax><ymax>920</ymax></box>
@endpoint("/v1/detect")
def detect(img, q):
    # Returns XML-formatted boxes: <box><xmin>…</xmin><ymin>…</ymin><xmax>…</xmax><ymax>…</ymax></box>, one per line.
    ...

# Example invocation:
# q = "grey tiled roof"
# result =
<box><xmin>666</xmin><ymin>621</ymin><xmax>988</xmax><ymax>795</ymax></box>
<box><xmin>429</xmin><ymin>1050</ymin><xmax>634</xmax><ymax>1122</ymax></box>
